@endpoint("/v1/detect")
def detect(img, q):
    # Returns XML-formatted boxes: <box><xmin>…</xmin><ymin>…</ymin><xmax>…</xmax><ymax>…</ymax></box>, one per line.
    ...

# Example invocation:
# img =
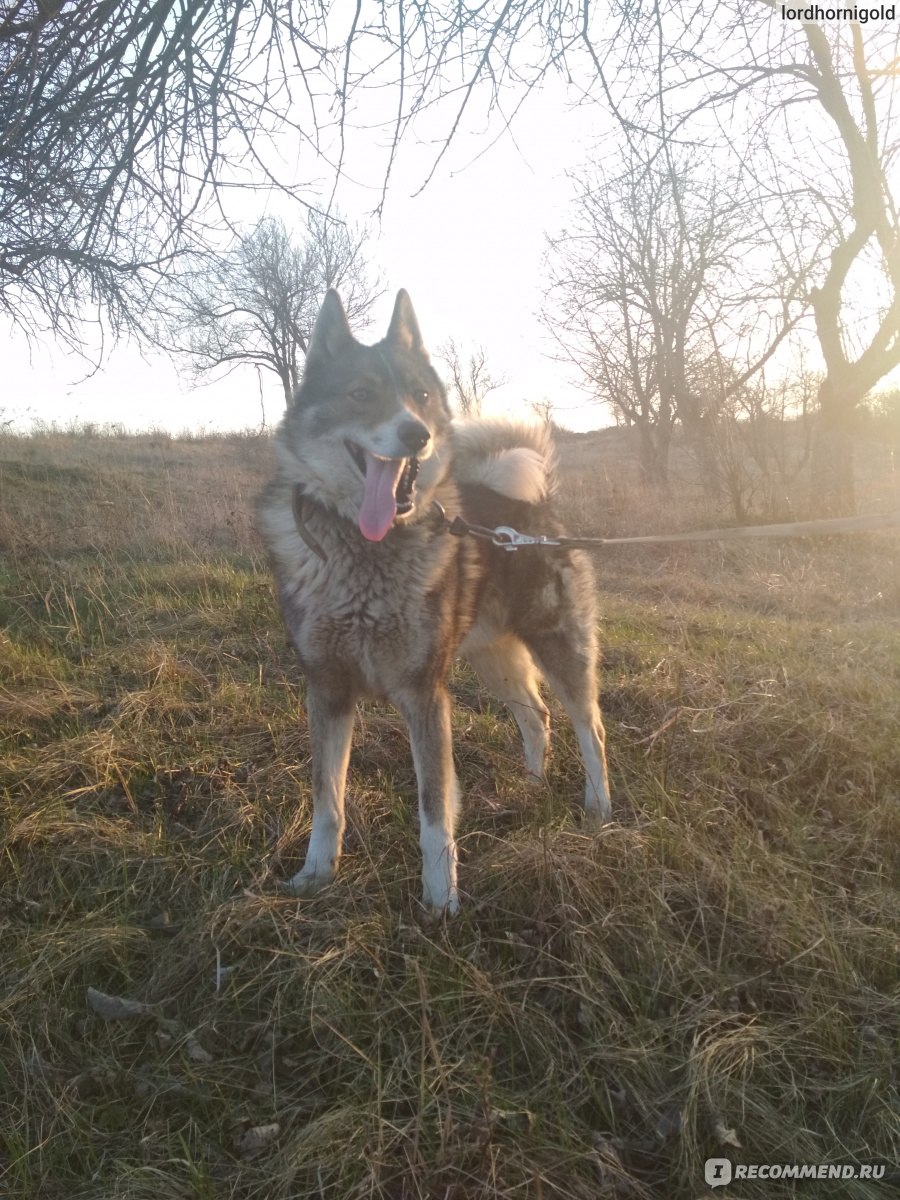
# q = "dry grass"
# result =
<box><xmin>0</xmin><ymin>427</ymin><xmax>898</xmax><ymax>1199</ymax></box>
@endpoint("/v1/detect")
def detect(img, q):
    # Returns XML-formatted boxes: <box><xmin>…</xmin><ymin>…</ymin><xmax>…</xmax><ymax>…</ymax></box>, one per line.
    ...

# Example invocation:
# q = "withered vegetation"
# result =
<box><xmin>1</xmin><ymin>425</ymin><xmax>897</xmax><ymax>1198</ymax></box>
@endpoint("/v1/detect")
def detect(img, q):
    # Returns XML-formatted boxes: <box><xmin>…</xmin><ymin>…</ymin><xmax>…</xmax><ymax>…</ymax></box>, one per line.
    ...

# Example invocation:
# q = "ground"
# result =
<box><xmin>0</xmin><ymin>427</ymin><xmax>897</xmax><ymax>1199</ymax></box>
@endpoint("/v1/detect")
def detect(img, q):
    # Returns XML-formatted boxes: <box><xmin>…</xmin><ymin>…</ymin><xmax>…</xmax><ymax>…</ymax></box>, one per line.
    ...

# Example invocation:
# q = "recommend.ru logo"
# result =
<box><xmin>705</xmin><ymin>1159</ymin><xmax>733</xmax><ymax>1188</ymax></box>
<box><xmin>704</xmin><ymin>1160</ymin><xmax>889</xmax><ymax>1187</ymax></box>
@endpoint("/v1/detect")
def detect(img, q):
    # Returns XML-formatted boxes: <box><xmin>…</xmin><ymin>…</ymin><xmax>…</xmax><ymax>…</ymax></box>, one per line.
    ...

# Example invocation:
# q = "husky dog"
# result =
<box><xmin>258</xmin><ymin>289</ymin><xmax>610</xmax><ymax>913</ymax></box>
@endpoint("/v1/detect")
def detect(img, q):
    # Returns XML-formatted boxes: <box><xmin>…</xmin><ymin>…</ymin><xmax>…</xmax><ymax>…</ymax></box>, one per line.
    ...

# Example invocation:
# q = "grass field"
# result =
<box><xmin>1</xmin><ymin>427</ymin><xmax>898</xmax><ymax>1199</ymax></box>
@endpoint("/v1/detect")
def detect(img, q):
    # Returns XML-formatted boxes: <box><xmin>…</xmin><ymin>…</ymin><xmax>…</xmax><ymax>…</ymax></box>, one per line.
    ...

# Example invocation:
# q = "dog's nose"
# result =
<box><xmin>397</xmin><ymin>419</ymin><xmax>431</xmax><ymax>453</ymax></box>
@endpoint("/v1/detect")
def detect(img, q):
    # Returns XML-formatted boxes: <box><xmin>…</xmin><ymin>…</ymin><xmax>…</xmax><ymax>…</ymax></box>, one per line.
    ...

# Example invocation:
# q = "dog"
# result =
<box><xmin>257</xmin><ymin>289</ymin><xmax>610</xmax><ymax>912</ymax></box>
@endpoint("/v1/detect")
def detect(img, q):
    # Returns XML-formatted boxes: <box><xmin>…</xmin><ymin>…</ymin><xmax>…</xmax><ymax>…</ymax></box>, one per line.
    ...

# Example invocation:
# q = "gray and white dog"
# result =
<box><xmin>258</xmin><ymin>289</ymin><xmax>610</xmax><ymax>912</ymax></box>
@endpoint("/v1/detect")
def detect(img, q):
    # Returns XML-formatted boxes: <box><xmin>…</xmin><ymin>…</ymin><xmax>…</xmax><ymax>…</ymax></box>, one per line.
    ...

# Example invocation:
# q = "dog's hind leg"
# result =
<box><xmin>525</xmin><ymin>629</ymin><xmax>611</xmax><ymax>822</ymax></box>
<box><xmin>463</xmin><ymin>635</ymin><xmax>550</xmax><ymax>780</ymax></box>
<box><xmin>284</xmin><ymin>682</ymin><xmax>356</xmax><ymax>896</ymax></box>
<box><xmin>397</xmin><ymin>685</ymin><xmax>460</xmax><ymax>914</ymax></box>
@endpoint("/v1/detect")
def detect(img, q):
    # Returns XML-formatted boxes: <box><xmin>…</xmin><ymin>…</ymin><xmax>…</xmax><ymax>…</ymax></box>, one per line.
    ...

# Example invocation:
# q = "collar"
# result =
<box><xmin>291</xmin><ymin>484</ymin><xmax>328</xmax><ymax>562</ymax></box>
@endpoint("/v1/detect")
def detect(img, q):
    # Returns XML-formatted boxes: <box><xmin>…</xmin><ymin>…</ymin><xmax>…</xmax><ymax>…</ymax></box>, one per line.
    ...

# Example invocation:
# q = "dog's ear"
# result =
<box><xmin>306</xmin><ymin>290</ymin><xmax>353</xmax><ymax>363</ymax></box>
<box><xmin>386</xmin><ymin>289</ymin><xmax>426</xmax><ymax>354</ymax></box>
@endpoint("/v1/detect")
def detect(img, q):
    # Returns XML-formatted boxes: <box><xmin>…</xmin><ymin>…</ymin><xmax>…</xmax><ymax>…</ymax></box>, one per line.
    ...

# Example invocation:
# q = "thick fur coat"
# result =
<box><xmin>258</xmin><ymin>290</ymin><xmax>610</xmax><ymax>911</ymax></box>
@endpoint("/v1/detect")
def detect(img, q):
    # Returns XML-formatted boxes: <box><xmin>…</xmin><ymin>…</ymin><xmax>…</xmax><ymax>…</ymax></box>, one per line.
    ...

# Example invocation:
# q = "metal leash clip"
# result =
<box><xmin>491</xmin><ymin>525</ymin><xmax>562</xmax><ymax>551</ymax></box>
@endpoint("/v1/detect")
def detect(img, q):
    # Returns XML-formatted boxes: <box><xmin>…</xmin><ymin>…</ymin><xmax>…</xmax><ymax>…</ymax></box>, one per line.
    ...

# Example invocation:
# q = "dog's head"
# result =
<box><xmin>278</xmin><ymin>289</ymin><xmax>452</xmax><ymax>540</ymax></box>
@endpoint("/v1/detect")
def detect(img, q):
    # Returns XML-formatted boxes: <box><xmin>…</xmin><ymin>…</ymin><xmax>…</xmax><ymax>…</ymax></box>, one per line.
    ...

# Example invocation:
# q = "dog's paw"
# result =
<box><xmin>421</xmin><ymin>870</ymin><xmax>460</xmax><ymax>916</ymax></box>
<box><xmin>582</xmin><ymin>804</ymin><xmax>613</xmax><ymax>830</ymax></box>
<box><xmin>420</xmin><ymin>831</ymin><xmax>459</xmax><ymax>915</ymax></box>
<box><xmin>278</xmin><ymin>864</ymin><xmax>335</xmax><ymax>897</ymax></box>
<box><xmin>421</xmin><ymin>885</ymin><xmax>460</xmax><ymax>917</ymax></box>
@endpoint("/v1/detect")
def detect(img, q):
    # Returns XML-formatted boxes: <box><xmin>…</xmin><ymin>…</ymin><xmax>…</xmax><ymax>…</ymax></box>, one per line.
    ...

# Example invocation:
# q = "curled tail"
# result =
<box><xmin>451</xmin><ymin>420</ymin><xmax>558</xmax><ymax>504</ymax></box>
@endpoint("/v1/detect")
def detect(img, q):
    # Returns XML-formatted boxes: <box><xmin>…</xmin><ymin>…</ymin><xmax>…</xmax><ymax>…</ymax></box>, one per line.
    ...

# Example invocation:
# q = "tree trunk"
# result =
<box><xmin>810</xmin><ymin>377</ymin><xmax>857</xmax><ymax>515</ymax></box>
<box><xmin>637</xmin><ymin>421</ymin><xmax>670</xmax><ymax>489</ymax></box>
<box><xmin>679</xmin><ymin>406</ymin><xmax>722</xmax><ymax>503</ymax></box>
<box><xmin>279</xmin><ymin>369</ymin><xmax>293</xmax><ymax>408</ymax></box>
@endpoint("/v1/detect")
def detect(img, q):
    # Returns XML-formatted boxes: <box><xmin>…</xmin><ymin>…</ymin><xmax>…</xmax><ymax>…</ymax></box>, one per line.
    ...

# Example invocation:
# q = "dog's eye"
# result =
<box><xmin>350</xmin><ymin>388</ymin><xmax>371</xmax><ymax>403</ymax></box>
<box><xmin>420</xmin><ymin>391</ymin><xmax>429</xmax><ymax>403</ymax></box>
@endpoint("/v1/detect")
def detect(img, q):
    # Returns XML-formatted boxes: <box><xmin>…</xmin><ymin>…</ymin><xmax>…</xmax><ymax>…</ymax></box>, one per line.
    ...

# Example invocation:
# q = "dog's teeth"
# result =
<box><xmin>394</xmin><ymin>456</ymin><xmax>419</xmax><ymax>512</ymax></box>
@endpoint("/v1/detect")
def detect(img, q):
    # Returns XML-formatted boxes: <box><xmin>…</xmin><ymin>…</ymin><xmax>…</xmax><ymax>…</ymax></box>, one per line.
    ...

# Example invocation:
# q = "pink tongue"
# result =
<box><xmin>358</xmin><ymin>454</ymin><xmax>405</xmax><ymax>541</ymax></box>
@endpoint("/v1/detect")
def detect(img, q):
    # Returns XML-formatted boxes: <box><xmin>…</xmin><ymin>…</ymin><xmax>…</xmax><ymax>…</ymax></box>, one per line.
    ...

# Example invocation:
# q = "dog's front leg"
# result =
<box><xmin>285</xmin><ymin>681</ymin><xmax>355</xmax><ymax>896</ymax></box>
<box><xmin>398</xmin><ymin>686</ymin><xmax>460</xmax><ymax>914</ymax></box>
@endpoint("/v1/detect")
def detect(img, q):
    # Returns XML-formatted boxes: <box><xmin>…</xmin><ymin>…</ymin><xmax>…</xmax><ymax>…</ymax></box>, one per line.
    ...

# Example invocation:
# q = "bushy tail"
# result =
<box><xmin>451</xmin><ymin>420</ymin><xmax>557</xmax><ymax>504</ymax></box>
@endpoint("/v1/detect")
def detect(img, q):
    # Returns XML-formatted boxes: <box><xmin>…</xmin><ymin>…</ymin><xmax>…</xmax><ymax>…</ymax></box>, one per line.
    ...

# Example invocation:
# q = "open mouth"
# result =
<box><xmin>345</xmin><ymin>440</ymin><xmax>420</xmax><ymax>541</ymax></box>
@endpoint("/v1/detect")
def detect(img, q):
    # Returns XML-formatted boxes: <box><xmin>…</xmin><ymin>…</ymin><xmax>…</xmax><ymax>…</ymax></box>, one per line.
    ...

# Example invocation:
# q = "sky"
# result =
<box><xmin>4</xmin><ymin>68</ymin><xmax>612</xmax><ymax>435</ymax></box>
<box><xmin>6</xmin><ymin>11</ymin><xmax>899</xmax><ymax>436</ymax></box>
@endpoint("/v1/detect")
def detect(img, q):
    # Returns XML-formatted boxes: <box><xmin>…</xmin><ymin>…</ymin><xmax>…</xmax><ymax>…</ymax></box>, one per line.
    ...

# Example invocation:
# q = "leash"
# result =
<box><xmin>292</xmin><ymin>486</ymin><xmax>900</xmax><ymax>561</ymax></box>
<box><xmin>435</xmin><ymin>505</ymin><xmax>900</xmax><ymax>550</ymax></box>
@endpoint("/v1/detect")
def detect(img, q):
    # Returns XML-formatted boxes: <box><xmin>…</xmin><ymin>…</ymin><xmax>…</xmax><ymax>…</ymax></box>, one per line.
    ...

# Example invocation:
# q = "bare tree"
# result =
<box><xmin>592</xmin><ymin>6</ymin><xmax>900</xmax><ymax>513</ymax></box>
<box><xmin>330</xmin><ymin>5</ymin><xmax>618</xmax><ymax>211</ymax></box>
<box><xmin>0</xmin><ymin>1</ymin><xmax>336</xmax><ymax>355</ymax></box>
<box><xmin>791</xmin><ymin>23</ymin><xmax>900</xmax><ymax>512</ymax></box>
<box><xmin>545</xmin><ymin>148</ymin><xmax>798</xmax><ymax>489</ymax></box>
<box><xmin>0</xmin><ymin>0</ymin><xmax>625</xmax><ymax>356</ymax></box>
<box><xmin>436</xmin><ymin>339</ymin><xmax>507</xmax><ymax>418</ymax></box>
<box><xmin>169</xmin><ymin>214</ymin><xmax>382</xmax><ymax>406</ymax></box>
<box><xmin>680</xmin><ymin>350</ymin><xmax>818</xmax><ymax>520</ymax></box>
<box><xmin>528</xmin><ymin>398</ymin><xmax>556</xmax><ymax>427</ymax></box>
